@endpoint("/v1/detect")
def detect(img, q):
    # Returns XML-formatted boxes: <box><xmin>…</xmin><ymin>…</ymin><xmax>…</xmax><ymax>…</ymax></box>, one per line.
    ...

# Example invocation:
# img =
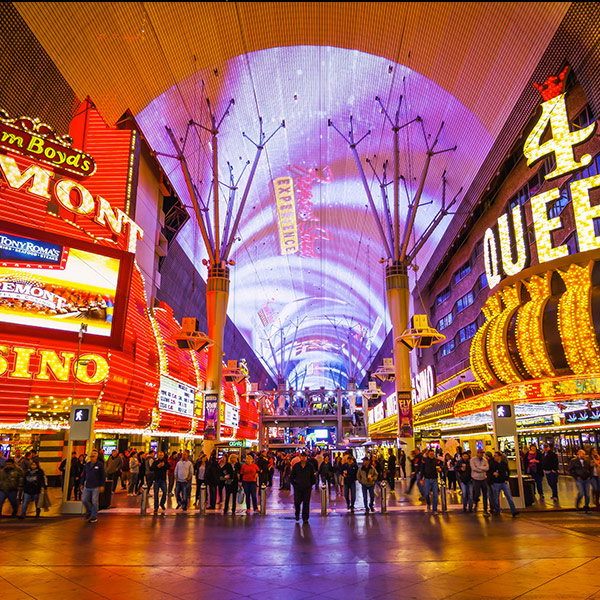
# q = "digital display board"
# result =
<box><xmin>0</xmin><ymin>222</ymin><xmax>132</xmax><ymax>347</ymax></box>
<box><xmin>158</xmin><ymin>375</ymin><xmax>195</xmax><ymax>417</ymax></box>
<box><xmin>223</xmin><ymin>403</ymin><xmax>240</xmax><ymax>428</ymax></box>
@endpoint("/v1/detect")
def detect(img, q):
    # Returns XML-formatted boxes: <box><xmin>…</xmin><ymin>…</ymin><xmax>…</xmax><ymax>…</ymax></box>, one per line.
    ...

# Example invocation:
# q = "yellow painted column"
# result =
<box><xmin>206</xmin><ymin>266</ymin><xmax>230</xmax><ymax>441</ymax></box>
<box><xmin>386</xmin><ymin>263</ymin><xmax>414</xmax><ymax>449</ymax></box>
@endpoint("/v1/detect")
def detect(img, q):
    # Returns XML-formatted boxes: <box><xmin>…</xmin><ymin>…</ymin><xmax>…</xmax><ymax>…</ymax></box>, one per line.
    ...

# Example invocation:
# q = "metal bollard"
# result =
<box><xmin>260</xmin><ymin>484</ymin><xmax>267</xmax><ymax>515</ymax></box>
<box><xmin>440</xmin><ymin>479</ymin><xmax>447</xmax><ymax>512</ymax></box>
<box><xmin>140</xmin><ymin>484</ymin><xmax>149</xmax><ymax>515</ymax></box>
<box><xmin>199</xmin><ymin>483</ymin><xmax>207</xmax><ymax>515</ymax></box>
<box><xmin>380</xmin><ymin>480</ymin><xmax>387</xmax><ymax>513</ymax></box>
<box><xmin>320</xmin><ymin>483</ymin><xmax>328</xmax><ymax>515</ymax></box>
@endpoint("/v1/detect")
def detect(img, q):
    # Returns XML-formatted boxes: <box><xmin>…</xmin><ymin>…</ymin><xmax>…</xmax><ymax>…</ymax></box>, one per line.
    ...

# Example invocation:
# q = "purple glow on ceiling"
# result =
<box><xmin>136</xmin><ymin>46</ymin><xmax>493</xmax><ymax>388</ymax></box>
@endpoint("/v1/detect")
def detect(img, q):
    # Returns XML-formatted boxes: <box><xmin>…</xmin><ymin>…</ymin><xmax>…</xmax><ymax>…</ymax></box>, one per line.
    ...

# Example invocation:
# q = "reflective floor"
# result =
<box><xmin>2</xmin><ymin>480</ymin><xmax>600</xmax><ymax>599</ymax></box>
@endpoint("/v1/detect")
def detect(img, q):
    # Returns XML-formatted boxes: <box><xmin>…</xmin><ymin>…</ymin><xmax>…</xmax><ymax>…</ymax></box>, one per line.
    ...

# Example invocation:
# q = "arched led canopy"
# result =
<box><xmin>15</xmin><ymin>3</ymin><xmax>570</xmax><ymax>388</ymax></box>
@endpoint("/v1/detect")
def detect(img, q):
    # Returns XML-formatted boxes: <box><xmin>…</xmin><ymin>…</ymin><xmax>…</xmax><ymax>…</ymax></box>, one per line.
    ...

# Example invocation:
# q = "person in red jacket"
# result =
<box><xmin>240</xmin><ymin>455</ymin><xmax>260</xmax><ymax>514</ymax></box>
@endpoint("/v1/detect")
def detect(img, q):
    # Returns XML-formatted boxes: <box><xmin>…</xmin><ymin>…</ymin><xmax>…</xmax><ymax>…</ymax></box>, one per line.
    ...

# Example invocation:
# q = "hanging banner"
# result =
<box><xmin>204</xmin><ymin>393</ymin><xmax>218</xmax><ymax>440</ymax></box>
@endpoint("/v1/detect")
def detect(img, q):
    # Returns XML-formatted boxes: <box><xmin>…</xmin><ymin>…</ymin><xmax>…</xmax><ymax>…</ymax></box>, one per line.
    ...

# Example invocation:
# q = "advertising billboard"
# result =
<box><xmin>0</xmin><ymin>222</ymin><xmax>132</xmax><ymax>347</ymax></box>
<box><xmin>158</xmin><ymin>375</ymin><xmax>195</xmax><ymax>418</ymax></box>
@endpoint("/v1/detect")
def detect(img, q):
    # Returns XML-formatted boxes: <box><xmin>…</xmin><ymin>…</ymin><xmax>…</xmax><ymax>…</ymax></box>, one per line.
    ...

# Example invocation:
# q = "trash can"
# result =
<box><xmin>508</xmin><ymin>476</ymin><xmax>534</xmax><ymax>506</ymax></box>
<box><xmin>99</xmin><ymin>479</ymin><xmax>113</xmax><ymax>510</ymax></box>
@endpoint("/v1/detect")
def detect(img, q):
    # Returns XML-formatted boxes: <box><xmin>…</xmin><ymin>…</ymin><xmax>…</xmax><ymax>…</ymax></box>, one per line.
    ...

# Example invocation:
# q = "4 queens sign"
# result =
<box><xmin>483</xmin><ymin>66</ymin><xmax>599</xmax><ymax>288</ymax></box>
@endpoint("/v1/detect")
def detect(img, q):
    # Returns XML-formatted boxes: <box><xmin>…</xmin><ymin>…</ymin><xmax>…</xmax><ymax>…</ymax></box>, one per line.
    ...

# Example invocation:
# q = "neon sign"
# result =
<box><xmin>411</xmin><ymin>365</ymin><xmax>436</xmax><ymax>405</ymax></box>
<box><xmin>0</xmin><ymin>343</ymin><xmax>108</xmax><ymax>384</ymax></box>
<box><xmin>0</xmin><ymin>110</ymin><xmax>96</xmax><ymax>178</ymax></box>
<box><xmin>482</xmin><ymin>67</ymin><xmax>598</xmax><ymax>288</ymax></box>
<box><xmin>0</xmin><ymin>155</ymin><xmax>143</xmax><ymax>253</ymax></box>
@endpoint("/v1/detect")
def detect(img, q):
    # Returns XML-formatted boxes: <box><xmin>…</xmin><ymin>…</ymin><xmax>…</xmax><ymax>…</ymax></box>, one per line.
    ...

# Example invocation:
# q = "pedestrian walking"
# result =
<box><xmin>80</xmin><ymin>451</ymin><xmax>106</xmax><ymax>523</ymax></box>
<box><xmin>290</xmin><ymin>453</ymin><xmax>316</xmax><ymax>522</ymax></box>
<box><xmin>357</xmin><ymin>456</ymin><xmax>378</xmax><ymax>513</ymax></box>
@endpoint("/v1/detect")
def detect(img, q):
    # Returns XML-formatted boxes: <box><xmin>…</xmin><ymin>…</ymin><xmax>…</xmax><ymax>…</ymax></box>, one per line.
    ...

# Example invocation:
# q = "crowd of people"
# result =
<box><xmin>0</xmin><ymin>449</ymin><xmax>48</xmax><ymax>519</ymax></box>
<box><xmin>2</xmin><ymin>441</ymin><xmax>600</xmax><ymax>523</ymax></box>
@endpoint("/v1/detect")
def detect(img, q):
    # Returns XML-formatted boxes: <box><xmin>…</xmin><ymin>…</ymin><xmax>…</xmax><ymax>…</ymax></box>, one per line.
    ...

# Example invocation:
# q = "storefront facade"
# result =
<box><xmin>0</xmin><ymin>103</ymin><xmax>260</xmax><ymax>476</ymax></box>
<box><xmin>414</xmin><ymin>68</ymin><xmax>600</xmax><ymax>462</ymax></box>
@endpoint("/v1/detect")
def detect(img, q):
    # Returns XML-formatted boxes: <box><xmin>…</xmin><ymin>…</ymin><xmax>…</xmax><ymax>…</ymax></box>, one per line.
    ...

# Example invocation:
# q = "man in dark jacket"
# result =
<box><xmin>150</xmin><ymin>451</ymin><xmax>168</xmax><ymax>513</ymax></box>
<box><xmin>542</xmin><ymin>443</ymin><xmax>560</xmax><ymax>501</ymax></box>
<box><xmin>341</xmin><ymin>455</ymin><xmax>359</xmax><ymax>511</ymax></box>
<box><xmin>105</xmin><ymin>449</ymin><xmax>122</xmax><ymax>494</ymax></box>
<box><xmin>386</xmin><ymin>450</ymin><xmax>397</xmax><ymax>492</ymax></box>
<box><xmin>81</xmin><ymin>450</ymin><xmax>106</xmax><ymax>523</ymax></box>
<box><xmin>290</xmin><ymin>453</ymin><xmax>315</xmax><ymax>522</ymax></box>
<box><xmin>205</xmin><ymin>454</ymin><xmax>222</xmax><ymax>510</ymax></box>
<box><xmin>420</xmin><ymin>449</ymin><xmax>443</xmax><ymax>514</ymax></box>
<box><xmin>455</xmin><ymin>451</ymin><xmax>473</xmax><ymax>512</ymax></box>
<box><xmin>0</xmin><ymin>458</ymin><xmax>23</xmax><ymax>517</ymax></box>
<box><xmin>489</xmin><ymin>451</ymin><xmax>518</xmax><ymax>516</ymax></box>
<box><xmin>257</xmin><ymin>451</ymin><xmax>270</xmax><ymax>487</ymax></box>
<box><xmin>568</xmin><ymin>449</ymin><xmax>593</xmax><ymax>511</ymax></box>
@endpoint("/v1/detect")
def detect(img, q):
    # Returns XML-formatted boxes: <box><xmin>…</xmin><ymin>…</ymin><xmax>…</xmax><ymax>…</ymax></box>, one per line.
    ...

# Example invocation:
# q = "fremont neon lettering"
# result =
<box><xmin>0</xmin><ymin>155</ymin><xmax>143</xmax><ymax>253</ymax></box>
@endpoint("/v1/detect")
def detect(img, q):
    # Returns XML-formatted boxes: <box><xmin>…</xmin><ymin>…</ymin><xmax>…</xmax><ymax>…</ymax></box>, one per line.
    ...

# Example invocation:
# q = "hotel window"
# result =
<box><xmin>435</xmin><ymin>286</ymin><xmax>450</xmax><ymax>306</ymax></box>
<box><xmin>458</xmin><ymin>322</ymin><xmax>478</xmax><ymax>344</ymax></box>
<box><xmin>573</xmin><ymin>104</ymin><xmax>594</xmax><ymax>129</ymax></box>
<box><xmin>439</xmin><ymin>339</ymin><xmax>455</xmax><ymax>358</ymax></box>
<box><xmin>547</xmin><ymin>187</ymin><xmax>570</xmax><ymax>220</ymax></box>
<box><xmin>437</xmin><ymin>313</ymin><xmax>453</xmax><ymax>331</ymax></box>
<box><xmin>456</xmin><ymin>290</ymin><xmax>474</xmax><ymax>313</ymax></box>
<box><xmin>453</xmin><ymin>261</ymin><xmax>471</xmax><ymax>284</ymax></box>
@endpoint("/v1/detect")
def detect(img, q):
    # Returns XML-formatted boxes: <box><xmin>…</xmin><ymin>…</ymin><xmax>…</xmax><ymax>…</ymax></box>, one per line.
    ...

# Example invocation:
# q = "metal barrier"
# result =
<box><xmin>380</xmin><ymin>480</ymin><xmax>387</xmax><ymax>513</ymax></box>
<box><xmin>320</xmin><ymin>483</ymin><xmax>328</xmax><ymax>515</ymax></box>
<box><xmin>440</xmin><ymin>479</ymin><xmax>448</xmax><ymax>512</ymax></box>
<box><xmin>140</xmin><ymin>485</ymin><xmax>149</xmax><ymax>515</ymax></box>
<box><xmin>199</xmin><ymin>483</ymin><xmax>207</xmax><ymax>515</ymax></box>
<box><xmin>260</xmin><ymin>484</ymin><xmax>267</xmax><ymax>515</ymax></box>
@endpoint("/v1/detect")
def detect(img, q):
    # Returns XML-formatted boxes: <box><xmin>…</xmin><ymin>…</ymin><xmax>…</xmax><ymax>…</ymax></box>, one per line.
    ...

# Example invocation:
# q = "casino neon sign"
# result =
<box><xmin>483</xmin><ymin>66</ymin><xmax>599</xmax><ymax>289</ymax></box>
<box><xmin>0</xmin><ymin>344</ymin><xmax>108</xmax><ymax>384</ymax></box>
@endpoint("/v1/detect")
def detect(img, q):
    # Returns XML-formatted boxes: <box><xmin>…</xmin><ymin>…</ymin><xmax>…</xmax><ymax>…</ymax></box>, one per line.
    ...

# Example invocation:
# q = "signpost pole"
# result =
<box><xmin>492</xmin><ymin>400</ymin><xmax>525</xmax><ymax>509</ymax></box>
<box><xmin>62</xmin><ymin>323</ymin><xmax>87</xmax><ymax>507</ymax></box>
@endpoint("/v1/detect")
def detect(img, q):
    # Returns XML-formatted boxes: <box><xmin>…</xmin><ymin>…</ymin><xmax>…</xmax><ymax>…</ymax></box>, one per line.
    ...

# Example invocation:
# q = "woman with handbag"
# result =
<box><xmin>222</xmin><ymin>454</ymin><xmax>241</xmax><ymax>515</ymax></box>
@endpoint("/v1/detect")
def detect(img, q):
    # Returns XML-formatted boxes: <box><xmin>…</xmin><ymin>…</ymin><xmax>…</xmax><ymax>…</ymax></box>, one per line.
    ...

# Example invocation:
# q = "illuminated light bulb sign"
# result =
<box><xmin>0</xmin><ymin>344</ymin><xmax>108</xmax><ymax>383</ymax></box>
<box><xmin>0</xmin><ymin>109</ymin><xmax>96</xmax><ymax>178</ymax></box>
<box><xmin>482</xmin><ymin>66</ymin><xmax>599</xmax><ymax>289</ymax></box>
<box><xmin>0</xmin><ymin>154</ymin><xmax>143</xmax><ymax>253</ymax></box>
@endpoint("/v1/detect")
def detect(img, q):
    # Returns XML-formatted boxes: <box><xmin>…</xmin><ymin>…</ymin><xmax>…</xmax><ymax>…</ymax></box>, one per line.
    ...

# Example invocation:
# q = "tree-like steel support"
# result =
<box><xmin>329</xmin><ymin>97</ymin><xmax>457</xmax><ymax>444</ymax></box>
<box><xmin>166</xmin><ymin>100</ymin><xmax>284</xmax><ymax>440</ymax></box>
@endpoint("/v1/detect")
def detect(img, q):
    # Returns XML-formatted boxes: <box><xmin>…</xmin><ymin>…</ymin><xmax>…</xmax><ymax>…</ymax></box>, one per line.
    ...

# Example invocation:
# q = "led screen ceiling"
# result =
<box><xmin>136</xmin><ymin>47</ymin><xmax>493</xmax><ymax>388</ymax></box>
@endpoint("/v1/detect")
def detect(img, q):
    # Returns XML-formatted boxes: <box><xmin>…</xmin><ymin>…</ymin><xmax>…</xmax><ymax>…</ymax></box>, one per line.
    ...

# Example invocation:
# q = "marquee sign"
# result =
<box><xmin>411</xmin><ymin>365</ymin><xmax>436</xmax><ymax>405</ymax></box>
<box><xmin>483</xmin><ymin>66</ymin><xmax>598</xmax><ymax>289</ymax></box>
<box><xmin>0</xmin><ymin>110</ymin><xmax>96</xmax><ymax>178</ymax></box>
<box><xmin>0</xmin><ymin>154</ymin><xmax>143</xmax><ymax>253</ymax></box>
<box><xmin>158</xmin><ymin>375</ymin><xmax>195</xmax><ymax>418</ymax></box>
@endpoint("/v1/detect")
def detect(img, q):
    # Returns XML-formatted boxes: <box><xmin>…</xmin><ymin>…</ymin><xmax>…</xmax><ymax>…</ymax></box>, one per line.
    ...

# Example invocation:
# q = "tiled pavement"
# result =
<box><xmin>2</xmin><ymin>480</ymin><xmax>600</xmax><ymax>599</ymax></box>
